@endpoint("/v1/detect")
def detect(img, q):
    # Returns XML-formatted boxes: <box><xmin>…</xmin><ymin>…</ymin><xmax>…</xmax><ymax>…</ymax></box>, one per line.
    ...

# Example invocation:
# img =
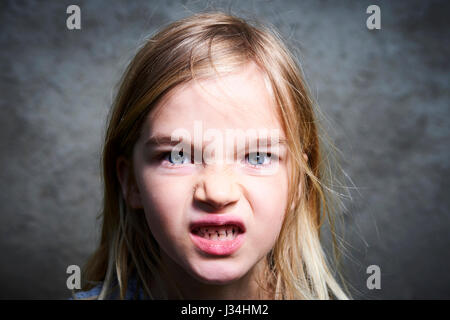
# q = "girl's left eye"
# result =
<box><xmin>246</xmin><ymin>152</ymin><xmax>272</xmax><ymax>166</ymax></box>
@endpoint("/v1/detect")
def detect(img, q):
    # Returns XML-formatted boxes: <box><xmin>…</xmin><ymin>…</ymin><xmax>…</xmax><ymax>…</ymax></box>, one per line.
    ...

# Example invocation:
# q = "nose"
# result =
<box><xmin>193</xmin><ymin>165</ymin><xmax>240</xmax><ymax>212</ymax></box>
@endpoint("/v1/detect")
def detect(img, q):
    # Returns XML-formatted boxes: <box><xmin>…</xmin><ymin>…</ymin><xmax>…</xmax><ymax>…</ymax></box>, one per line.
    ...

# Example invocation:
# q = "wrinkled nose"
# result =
<box><xmin>193</xmin><ymin>165</ymin><xmax>240</xmax><ymax>211</ymax></box>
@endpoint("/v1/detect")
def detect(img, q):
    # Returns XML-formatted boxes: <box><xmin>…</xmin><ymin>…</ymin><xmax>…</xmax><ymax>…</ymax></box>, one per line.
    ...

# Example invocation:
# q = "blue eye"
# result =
<box><xmin>246</xmin><ymin>152</ymin><xmax>272</xmax><ymax>166</ymax></box>
<box><xmin>165</xmin><ymin>150</ymin><xmax>191</xmax><ymax>165</ymax></box>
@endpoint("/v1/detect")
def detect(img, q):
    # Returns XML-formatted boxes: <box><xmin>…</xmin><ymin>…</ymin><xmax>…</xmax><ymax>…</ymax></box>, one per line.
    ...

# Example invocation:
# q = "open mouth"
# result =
<box><xmin>189</xmin><ymin>220</ymin><xmax>246</xmax><ymax>256</ymax></box>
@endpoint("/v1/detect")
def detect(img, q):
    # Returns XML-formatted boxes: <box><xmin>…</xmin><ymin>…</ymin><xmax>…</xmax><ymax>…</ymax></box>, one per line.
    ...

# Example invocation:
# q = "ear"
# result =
<box><xmin>303</xmin><ymin>153</ymin><xmax>308</xmax><ymax>162</ymax></box>
<box><xmin>116</xmin><ymin>156</ymin><xmax>143</xmax><ymax>209</ymax></box>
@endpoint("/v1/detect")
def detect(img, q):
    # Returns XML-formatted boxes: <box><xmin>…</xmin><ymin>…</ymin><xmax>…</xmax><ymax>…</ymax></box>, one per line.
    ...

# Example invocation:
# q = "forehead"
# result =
<box><xmin>145</xmin><ymin>62</ymin><xmax>283</xmax><ymax>135</ymax></box>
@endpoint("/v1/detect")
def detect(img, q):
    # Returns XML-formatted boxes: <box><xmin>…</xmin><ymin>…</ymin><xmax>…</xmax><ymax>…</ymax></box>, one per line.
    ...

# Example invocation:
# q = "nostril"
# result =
<box><xmin>193</xmin><ymin>198</ymin><xmax>237</xmax><ymax>213</ymax></box>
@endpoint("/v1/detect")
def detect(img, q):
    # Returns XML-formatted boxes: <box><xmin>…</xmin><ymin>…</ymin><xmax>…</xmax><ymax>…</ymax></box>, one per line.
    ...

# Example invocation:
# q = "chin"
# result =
<box><xmin>190</xmin><ymin>260</ymin><xmax>248</xmax><ymax>285</ymax></box>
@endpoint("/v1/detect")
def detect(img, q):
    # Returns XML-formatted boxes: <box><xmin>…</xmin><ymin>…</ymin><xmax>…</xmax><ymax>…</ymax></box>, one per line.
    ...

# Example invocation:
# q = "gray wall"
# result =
<box><xmin>0</xmin><ymin>0</ymin><xmax>448</xmax><ymax>299</ymax></box>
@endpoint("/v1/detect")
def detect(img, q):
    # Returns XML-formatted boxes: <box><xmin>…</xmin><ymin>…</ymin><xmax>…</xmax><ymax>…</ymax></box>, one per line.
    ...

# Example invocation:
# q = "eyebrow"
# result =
<box><xmin>144</xmin><ymin>135</ymin><xmax>183</xmax><ymax>148</ymax></box>
<box><xmin>144</xmin><ymin>135</ymin><xmax>288</xmax><ymax>148</ymax></box>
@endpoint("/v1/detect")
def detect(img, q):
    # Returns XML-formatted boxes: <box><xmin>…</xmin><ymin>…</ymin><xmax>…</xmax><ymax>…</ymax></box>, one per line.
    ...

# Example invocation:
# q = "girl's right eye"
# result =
<box><xmin>161</xmin><ymin>150</ymin><xmax>191</xmax><ymax>166</ymax></box>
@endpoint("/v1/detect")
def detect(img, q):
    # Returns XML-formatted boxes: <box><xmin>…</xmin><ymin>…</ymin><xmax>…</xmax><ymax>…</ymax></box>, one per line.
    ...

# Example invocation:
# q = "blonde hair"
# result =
<box><xmin>79</xmin><ymin>10</ymin><xmax>350</xmax><ymax>300</ymax></box>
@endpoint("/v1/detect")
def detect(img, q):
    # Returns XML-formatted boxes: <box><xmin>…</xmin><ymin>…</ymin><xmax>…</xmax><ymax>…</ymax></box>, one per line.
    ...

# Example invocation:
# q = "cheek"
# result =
<box><xmin>244</xmin><ymin>173</ymin><xmax>289</xmax><ymax>246</ymax></box>
<box><xmin>136</xmin><ymin>170</ymin><xmax>191</xmax><ymax>246</ymax></box>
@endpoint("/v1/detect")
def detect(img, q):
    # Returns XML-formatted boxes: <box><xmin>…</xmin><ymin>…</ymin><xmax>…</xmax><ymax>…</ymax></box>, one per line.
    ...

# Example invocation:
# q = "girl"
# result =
<box><xmin>74</xmin><ymin>11</ymin><xmax>349</xmax><ymax>300</ymax></box>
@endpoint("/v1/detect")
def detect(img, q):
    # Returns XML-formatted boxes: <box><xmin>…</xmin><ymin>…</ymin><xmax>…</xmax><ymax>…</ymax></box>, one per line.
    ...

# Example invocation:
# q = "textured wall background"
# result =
<box><xmin>0</xmin><ymin>0</ymin><xmax>448</xmax><ymax>299</ymax></box>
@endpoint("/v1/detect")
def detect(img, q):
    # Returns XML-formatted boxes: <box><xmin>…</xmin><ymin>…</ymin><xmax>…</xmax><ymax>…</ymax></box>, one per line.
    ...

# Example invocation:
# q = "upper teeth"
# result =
<box><xmin>195</xmin><ymin>225</ymin><xmax>239</xmax><ymax>240</ymax></box>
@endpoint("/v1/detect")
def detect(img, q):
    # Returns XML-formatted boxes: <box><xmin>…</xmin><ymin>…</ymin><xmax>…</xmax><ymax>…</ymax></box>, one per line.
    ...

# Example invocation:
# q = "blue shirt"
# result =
<box><xmin>71</xmin><ymin>277</ymin><xmax>145</xmax><ymax>300</ymax></box>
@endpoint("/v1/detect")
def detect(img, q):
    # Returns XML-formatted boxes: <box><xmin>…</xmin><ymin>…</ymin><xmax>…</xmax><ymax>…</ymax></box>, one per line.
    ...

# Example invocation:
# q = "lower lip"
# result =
<box><xmin>189</xmin><ymin>231</ymin><xmax>245</xmax><ymax>256</ymax></box>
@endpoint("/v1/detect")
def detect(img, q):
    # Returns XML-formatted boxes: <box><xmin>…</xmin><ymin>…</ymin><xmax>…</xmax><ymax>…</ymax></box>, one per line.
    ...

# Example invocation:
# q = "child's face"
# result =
<box><xmin>127</xmin><ymin>62</ymin><xmax>289</xmax><ymax>285</ymax></box>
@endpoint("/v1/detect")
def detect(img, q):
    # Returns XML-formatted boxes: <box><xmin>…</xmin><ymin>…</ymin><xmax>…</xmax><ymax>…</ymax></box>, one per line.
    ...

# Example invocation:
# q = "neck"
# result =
<box><xmin>148</xmin><ymin>255</ymin><xmax>272</xmax><ymax>300</ymax></box>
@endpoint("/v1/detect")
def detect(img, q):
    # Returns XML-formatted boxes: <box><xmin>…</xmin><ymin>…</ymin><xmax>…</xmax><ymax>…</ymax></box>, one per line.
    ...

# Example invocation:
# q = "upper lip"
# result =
<box><xmin>189</xmin><ymin>215</ymin><xmax>246</xmax><ymax>233</ymax></box>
